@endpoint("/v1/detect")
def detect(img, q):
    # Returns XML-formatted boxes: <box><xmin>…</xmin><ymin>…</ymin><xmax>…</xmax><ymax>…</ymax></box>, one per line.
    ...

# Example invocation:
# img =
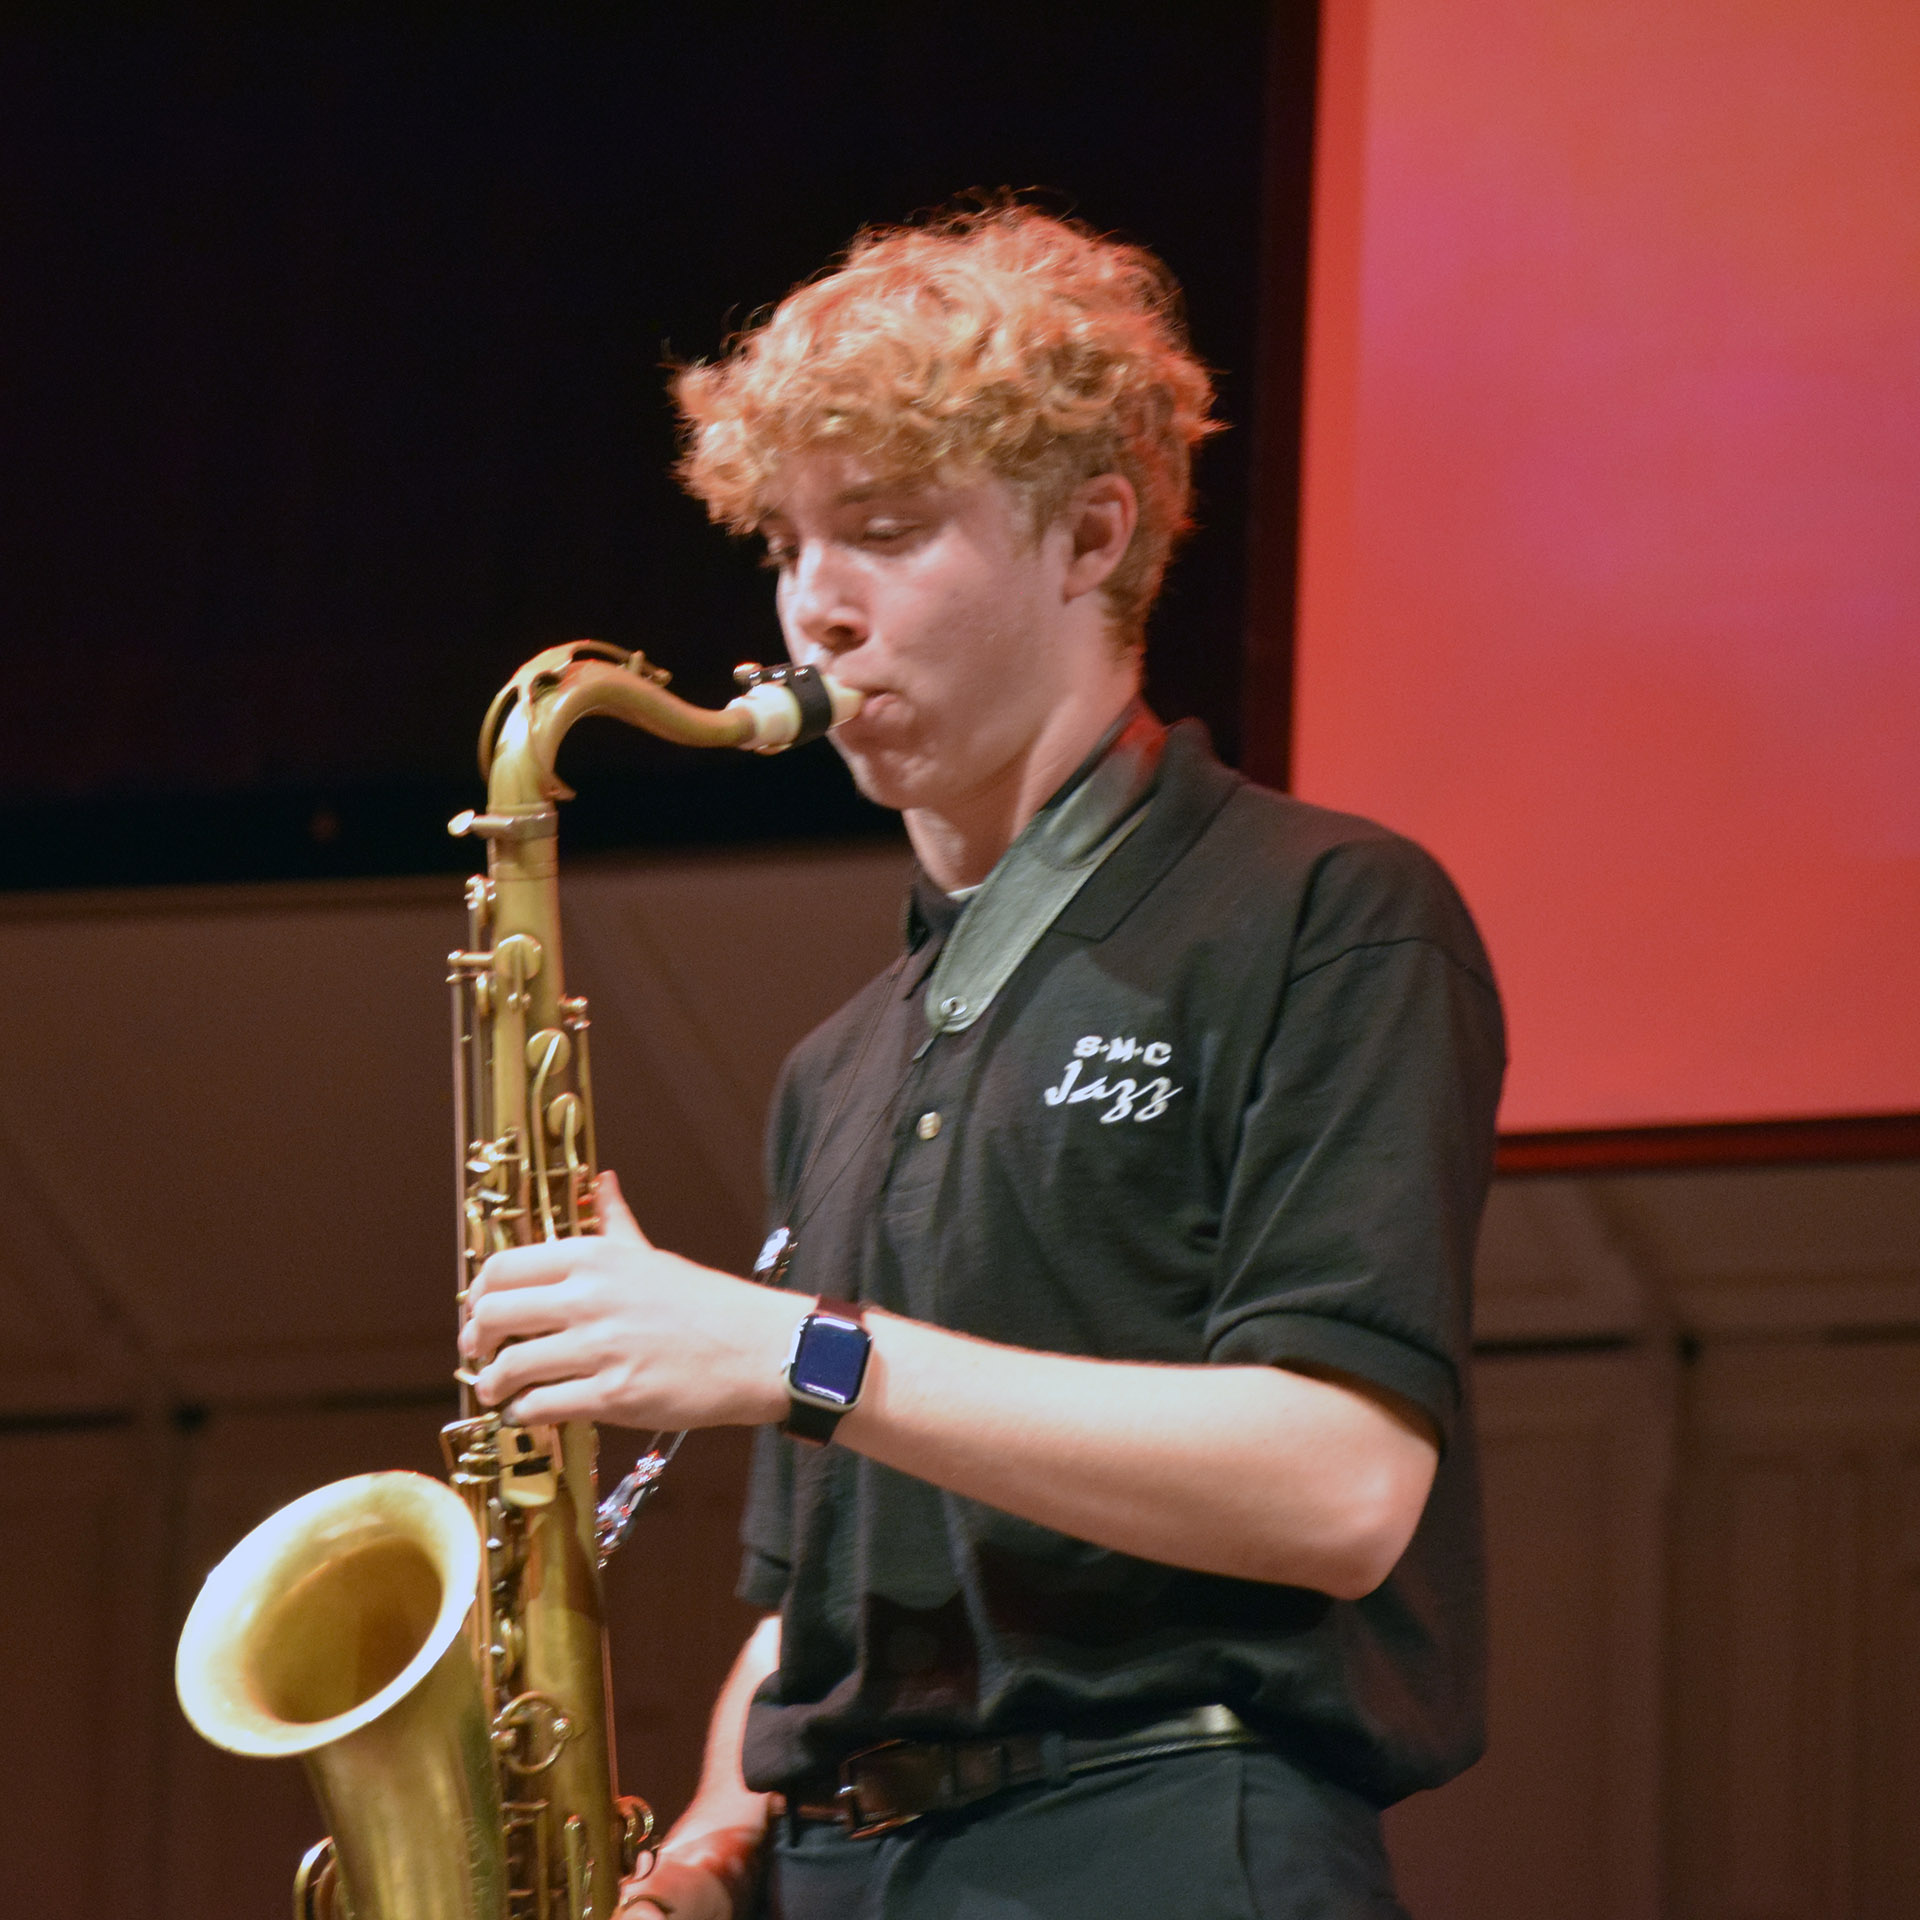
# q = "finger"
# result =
<box><xmin>505</xmin><ymin>1372</ymin><xmax>624</xmax><ymax>1428</ymax></box>
<box><xmin>462</xmin><ymin>1274</ymin><xmax>572</xmax><ymax>1367</ymax></box>
<box><xmin>461</xmin><ymin>1278</ymin><xmax>590</xmax><ymax>1364</ymax></box>
<box><xmin>471</xmin><ymin>1238</ymin><xmax>603</xmax><ymax>1302</ymax></box>
<box><xmin>475</xmin><ymin>1329</ymin><xmax>599</xmax><ymax>1408</ymax></box>
<box><xmin>597</xmin><ymin>1170</ymin><xmax>652</xmax><ymax>1247</ymax></box>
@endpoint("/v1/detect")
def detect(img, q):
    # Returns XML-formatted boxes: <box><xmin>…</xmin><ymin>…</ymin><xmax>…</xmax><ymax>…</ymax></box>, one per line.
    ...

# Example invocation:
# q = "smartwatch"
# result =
<box><xmin>781</xmin><ymin>1296</ymin><xmax>871</xmax><ymax>1446</ymax></box>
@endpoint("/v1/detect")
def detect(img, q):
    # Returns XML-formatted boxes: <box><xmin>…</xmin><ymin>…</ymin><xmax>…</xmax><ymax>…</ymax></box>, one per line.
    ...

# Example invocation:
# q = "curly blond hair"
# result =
<box><xmin>671</xmin><ymin>203</ymin><xmax>1221</xmax><ymax>645</ymax></box>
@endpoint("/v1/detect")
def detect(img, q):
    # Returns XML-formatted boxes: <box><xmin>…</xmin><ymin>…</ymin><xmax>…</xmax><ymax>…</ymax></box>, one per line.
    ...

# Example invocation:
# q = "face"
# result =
<box><xmin>758</xmin><ymin>452</ymin><xmax>1097</xmax><ymax>818</ymax></box>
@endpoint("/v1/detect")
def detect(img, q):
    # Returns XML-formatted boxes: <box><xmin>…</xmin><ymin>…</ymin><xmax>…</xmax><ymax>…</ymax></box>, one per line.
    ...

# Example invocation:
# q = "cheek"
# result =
<box><xmin>773</xmin><ymin>580</ymin><xmax>801</xmax><ymax>648</ymax></box>
<box><xmin>964</xmin><ymin>574</ymin><xmax>1055</xmax><ymax>686</ymax></box>
<box><xmin>921</xmin><ymin>548</ymin><xmax>1042</xmax><ymax>644</ymax></box>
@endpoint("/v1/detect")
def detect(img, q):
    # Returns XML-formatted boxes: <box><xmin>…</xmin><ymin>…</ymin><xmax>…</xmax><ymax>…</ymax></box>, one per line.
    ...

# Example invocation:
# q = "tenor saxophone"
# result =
<box><xmin>175</xmin><ymin>644</ymin><xmax>860</xmax><ymax>1920</ymax></box>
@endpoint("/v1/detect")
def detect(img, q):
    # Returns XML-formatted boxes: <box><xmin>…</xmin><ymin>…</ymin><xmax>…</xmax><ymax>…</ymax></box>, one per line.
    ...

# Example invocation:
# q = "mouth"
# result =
<box><xmin>835</xmin><ymin>688</ymin><xmax>899</xmax><ymax>736</ymax></box>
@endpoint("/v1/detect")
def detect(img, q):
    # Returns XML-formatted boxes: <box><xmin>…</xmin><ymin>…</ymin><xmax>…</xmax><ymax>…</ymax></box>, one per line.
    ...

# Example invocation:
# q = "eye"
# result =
<box><xmin>860</xmin><ymin>519</ymin><xmax>918</xmax><ymax>547</ymax></box>
<box><xmin>757</xmin><ymin>538</ymin><xmax>796</xmax><ymax>572</ymax></box>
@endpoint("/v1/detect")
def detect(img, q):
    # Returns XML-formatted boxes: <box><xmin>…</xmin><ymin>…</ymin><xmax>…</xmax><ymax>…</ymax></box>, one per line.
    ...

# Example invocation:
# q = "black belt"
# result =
<box><xmin>788</xmin><ymin>1705</ymin><xmax>1262</xmax><ymax>1840</ymax></box>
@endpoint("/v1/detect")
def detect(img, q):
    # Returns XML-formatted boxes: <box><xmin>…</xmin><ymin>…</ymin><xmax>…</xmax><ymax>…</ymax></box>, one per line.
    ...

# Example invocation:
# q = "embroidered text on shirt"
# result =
<box><xmin>1042</xmin><ymin>1036</ymin><xmax>1182</xmax><ymax>1123</ymax></box>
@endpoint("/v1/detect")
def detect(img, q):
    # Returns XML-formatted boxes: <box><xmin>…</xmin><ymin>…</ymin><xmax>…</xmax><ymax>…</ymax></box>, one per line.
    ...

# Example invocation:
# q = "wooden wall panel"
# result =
<box><xmin>0</xmin><ymin>1177</ymin><xmax>138</xmax><ymax>1415</ymax></box>
<box><xmin>1386</xmin><ymin>1349</ymin><xmax>1671</xmax><ymax>1920</ymax></box>
<box><xmin>1608</xmin><ymin>1165</ymin><xmax>1920</xmax><ymax>1338</ymax></box>
<box><xmin>1473</xmin><ymin>1181</ymin><xmax>1649</xmax><ymax>1343</ymax></box>
<box><xmin>0</xmin><ymin>884</ymin><xmax>466</xmax><ymax>1409</ymax></box>
<box><xmin>1669</xmin><ymin>1340</ymin><xmax>1920</xmax><ymax>1920</ymax></box>
<box><xmin>571</xmin><ymin>845</ymin><xmax>911</xmax><ymax>1279</ymax></box>
<box><xmin>1</xmin><ymin>1422</ymin><xmax>169</xmax><ymax>1920</ymax></box>
<box><xmin>0</xmin><ymin>848</ymin><xmax>912</xmax><ymax>1419</ymax></box>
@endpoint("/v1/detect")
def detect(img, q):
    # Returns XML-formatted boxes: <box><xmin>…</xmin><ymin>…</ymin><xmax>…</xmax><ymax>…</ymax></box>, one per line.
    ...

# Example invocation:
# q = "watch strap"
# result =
<box><xmin>780</xmin><ymin>1394</ymin><xmax>849</xmax><ymax>1446</ymax></box>
<box><xmin>781</xmin><ymin>1296</ymin><xmax>868</xmax><ymax>1447</ymax></box>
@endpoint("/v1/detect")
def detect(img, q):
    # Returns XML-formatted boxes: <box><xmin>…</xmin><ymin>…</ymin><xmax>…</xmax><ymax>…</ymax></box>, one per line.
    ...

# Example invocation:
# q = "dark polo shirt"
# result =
<box><xmin>738</xmin><ymin>719</ymin><xmax>1504</xmax><ymax>1808</ymax></box>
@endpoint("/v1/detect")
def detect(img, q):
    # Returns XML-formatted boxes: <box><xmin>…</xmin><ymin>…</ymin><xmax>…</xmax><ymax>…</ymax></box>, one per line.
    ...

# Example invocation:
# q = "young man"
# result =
<box><xmin>462</xmin><ymin>206</ymin><xmax>1504</xmax><ymax>1919</ymax></box>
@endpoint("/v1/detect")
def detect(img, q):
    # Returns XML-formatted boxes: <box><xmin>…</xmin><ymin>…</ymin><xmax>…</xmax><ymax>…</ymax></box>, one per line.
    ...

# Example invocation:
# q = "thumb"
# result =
<box><xmin>596</xmin><ymin>1169</ymin><xmax>652</xmax><ymax>1246</ymax></box>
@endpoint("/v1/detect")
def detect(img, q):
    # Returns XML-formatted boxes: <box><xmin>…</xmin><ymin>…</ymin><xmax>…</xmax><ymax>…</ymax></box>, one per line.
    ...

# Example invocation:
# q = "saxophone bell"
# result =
<box><xmin>174</xmin><ymin>1473</ymin><xmax>508</xmax><ymax>1920</ymax></box>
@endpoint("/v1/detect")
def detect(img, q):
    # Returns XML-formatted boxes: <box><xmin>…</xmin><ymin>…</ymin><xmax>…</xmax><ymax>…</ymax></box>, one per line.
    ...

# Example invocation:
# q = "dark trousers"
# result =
<box><xmin>761</xmin><ymin>1747</ymin><xmax>1409</xmax><ymax>1920</ymax></box>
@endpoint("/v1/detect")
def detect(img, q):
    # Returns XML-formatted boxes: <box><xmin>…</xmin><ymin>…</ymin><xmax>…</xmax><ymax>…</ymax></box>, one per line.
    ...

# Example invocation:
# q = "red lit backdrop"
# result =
<box><xmin>1289</xmin><ymin>0</ymin><xmax>1920</xmax><ymax>1132</ymax></box>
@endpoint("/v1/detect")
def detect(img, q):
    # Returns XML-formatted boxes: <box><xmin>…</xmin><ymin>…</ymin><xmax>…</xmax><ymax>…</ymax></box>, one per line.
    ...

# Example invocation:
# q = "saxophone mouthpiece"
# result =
<box><xmin>726</xmin><ymin>664</ymin><xmax>863</xmax><ymax>753</ymax></box>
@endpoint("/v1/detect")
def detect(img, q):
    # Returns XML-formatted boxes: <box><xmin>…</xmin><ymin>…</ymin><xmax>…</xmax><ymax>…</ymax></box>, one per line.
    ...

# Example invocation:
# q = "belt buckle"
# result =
<box><xmin>836</xmin><ymin>1740</ymin><xmax>924</xmax><ymax>1841</ymax></box>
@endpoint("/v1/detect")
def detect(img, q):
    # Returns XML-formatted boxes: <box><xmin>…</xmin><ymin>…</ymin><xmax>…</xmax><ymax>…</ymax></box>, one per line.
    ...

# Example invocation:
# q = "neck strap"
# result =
<box><xmin>923</xmin><ymin>703</ymin><xmax>1164</xmax><ymax>1036</ymax></box>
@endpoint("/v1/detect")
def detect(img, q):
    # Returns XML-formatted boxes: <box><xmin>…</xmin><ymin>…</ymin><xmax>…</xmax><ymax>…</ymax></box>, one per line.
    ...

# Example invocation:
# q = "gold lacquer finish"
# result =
<box><xmin>175</xmin><ymin>643</ymin><xmax>860</xmax><ymax>1920</ymax></box>
<box><xmin>176</xmin><ymin>1473</ymin><xmax>507</xmax><ymax>1920</ymax></box>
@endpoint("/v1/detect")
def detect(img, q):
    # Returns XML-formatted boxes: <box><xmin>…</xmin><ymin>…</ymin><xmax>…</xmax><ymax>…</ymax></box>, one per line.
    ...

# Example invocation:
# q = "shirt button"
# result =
<box><xmin>915</xmin><ymin>1110</ymin><xmax>942</xmax><ymax>1141</ymax></box>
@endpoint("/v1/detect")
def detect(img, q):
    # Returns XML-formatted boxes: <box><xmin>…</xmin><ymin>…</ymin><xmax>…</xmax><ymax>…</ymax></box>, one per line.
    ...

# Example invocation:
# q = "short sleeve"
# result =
<box><xmin>1202</xmin><ymin>838</ymin><xmax>1505</xmax><ymax>1445</ymax></box>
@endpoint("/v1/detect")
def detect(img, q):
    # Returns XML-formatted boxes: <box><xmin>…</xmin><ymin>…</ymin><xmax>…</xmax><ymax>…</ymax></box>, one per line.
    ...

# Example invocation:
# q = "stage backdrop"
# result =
<box><xmin>1288</xmin><ymin>0</ymin><xmax>1920</xmax><ymax>1132</ymax></box>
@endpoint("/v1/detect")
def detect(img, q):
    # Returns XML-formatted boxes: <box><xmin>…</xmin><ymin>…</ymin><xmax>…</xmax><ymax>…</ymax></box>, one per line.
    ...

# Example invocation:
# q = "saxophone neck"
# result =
<box><xmin>471</xmin><ymin>639</ymin><xmax>861</xmax><ymax>813</ymax></box>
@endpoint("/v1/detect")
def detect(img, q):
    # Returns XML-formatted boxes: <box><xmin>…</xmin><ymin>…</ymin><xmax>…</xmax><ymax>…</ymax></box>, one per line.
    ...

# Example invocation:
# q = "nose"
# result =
<box><xmin>779</xmin><ymin>542</ymin><xmax>868</xmax><ymax>660</ymax></box>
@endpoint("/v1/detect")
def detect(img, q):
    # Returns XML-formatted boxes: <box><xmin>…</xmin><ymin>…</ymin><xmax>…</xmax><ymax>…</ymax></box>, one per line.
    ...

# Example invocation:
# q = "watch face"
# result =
<box><xmin>792</xmin><ymin>1315</ymin><xmax>869</xmax><ymax>1407</ymax></box>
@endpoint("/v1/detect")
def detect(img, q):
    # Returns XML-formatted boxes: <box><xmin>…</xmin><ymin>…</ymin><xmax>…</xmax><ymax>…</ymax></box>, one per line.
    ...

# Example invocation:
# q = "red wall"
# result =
<box><xmin>1290</xmin><ymin>0</ymin><xmax>1920</xmax><ymax>1131</ymax></box>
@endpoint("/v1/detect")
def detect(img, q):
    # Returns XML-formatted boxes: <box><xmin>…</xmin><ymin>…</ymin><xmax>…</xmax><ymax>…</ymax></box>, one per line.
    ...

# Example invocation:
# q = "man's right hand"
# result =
<box><xmin>615</xmin><ymin>1851</ymin><xmax>736</xmax><ymax>1920</ymax></box>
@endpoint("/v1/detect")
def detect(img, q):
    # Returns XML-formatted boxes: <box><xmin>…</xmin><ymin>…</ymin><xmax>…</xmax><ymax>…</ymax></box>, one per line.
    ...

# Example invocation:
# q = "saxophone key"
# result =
<box><xmin>499</xmin><ymin>1423</ymin><xmax>561</xmax><ymax>1508</ymax></box>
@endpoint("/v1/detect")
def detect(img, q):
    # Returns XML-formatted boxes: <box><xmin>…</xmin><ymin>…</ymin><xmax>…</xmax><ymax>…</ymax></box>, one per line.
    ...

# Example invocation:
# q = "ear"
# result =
<box><xmin>1059</xmin><ymin>473</ymin><xmax>1138</xmax><ymax>603</ymax></box>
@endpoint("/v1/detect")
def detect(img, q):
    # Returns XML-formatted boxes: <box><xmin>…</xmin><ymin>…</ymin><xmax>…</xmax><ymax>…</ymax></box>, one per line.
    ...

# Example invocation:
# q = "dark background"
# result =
<box><xmin>0</xmin><ymin>5</ymin><xmax>1314</xmax><ymax>889</ymax></box>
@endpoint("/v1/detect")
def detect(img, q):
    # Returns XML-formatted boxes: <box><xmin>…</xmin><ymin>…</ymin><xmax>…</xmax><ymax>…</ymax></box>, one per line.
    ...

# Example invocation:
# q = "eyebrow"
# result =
<box><xmin>757</xmin><ymin>483</ymin><xmax>923</xmax><ymax>530</ymax></box>
<box><xmin>823</xmin><ymin>482</ymin><xmax>930</xmax><ymax>511</ymax></box>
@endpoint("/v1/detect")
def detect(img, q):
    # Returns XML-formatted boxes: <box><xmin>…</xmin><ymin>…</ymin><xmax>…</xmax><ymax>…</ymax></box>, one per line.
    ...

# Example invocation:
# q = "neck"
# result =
<box><xmin>905</xmin><ymin>667</ymin><xmax>1141</xmax><ymax>891</ymax></box>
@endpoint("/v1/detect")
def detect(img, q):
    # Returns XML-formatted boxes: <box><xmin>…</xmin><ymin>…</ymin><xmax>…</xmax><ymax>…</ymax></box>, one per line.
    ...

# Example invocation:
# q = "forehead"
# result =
<box><xmin>756</xmin><ymin>449</ymin><xmax>1010</xmax><ymax>523</ymax></box>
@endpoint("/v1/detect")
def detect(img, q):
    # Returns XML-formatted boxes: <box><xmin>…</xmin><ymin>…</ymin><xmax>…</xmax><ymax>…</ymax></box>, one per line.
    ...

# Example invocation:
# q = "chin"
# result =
<box><xmin>833</xmin><ymin>740</ymin><xmax>923</xmax><ymax>815</ymax></box>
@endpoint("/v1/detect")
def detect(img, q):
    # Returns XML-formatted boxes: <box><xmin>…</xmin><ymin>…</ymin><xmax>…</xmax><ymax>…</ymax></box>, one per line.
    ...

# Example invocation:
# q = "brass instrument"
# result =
<box><xmin>175</xmin><ymin>644</ymin><xmax>861</xmax><ymax>1920</ymax></box>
